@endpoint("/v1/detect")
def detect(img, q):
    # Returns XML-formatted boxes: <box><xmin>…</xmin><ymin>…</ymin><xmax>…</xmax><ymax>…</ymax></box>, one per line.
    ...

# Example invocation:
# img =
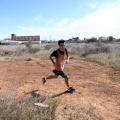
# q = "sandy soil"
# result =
<box><xmin>0</xmin><ymin>59</ymin><xmax>120</xmax><ymax>120</ymax></box>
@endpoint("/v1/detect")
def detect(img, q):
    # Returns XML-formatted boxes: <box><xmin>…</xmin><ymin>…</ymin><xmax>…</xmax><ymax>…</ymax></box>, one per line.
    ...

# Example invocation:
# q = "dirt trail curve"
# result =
<box><xmin>0</xmin><ymin>59</ymin><xmax>120</xmax><ymax>120</ymax></box>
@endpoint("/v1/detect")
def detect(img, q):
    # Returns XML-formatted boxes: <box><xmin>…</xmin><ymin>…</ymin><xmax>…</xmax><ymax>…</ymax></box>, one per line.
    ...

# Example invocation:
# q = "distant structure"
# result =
<box><xmin>98</xmin><ymin>36</ymin><xmax>107</xmax><ymax>42</ymax></box>
<box><xmin>11</xmin><ymin>34</ymin><xmax>41</xmax><ymax>44</ymax></box>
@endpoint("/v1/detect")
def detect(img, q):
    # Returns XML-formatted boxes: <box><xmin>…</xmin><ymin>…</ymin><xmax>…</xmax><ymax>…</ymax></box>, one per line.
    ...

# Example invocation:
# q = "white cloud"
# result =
<box><xmin>16</xmin><ymin>26</ymin><xmax>33</xmax><ymax>31</ymax></box>
<box><xmin>46</xmin><ymin>19</ymin><xmax>54</xmax><ymax>24</ymax></box>
<box><xmin>78</xmin><ymin>3</ymin><xmax>120</xmax><ymax>38</ymax></box>
<box><xmin>7</xmin><ymin>1</ymin><xmax>120</xmax><ymax>40</ymax></box>
<box><xmin>54</xmin><ymin>18</ymin><xmax>70</xmax><ymax>27</ymax></box>
<box><xmin>52</xmin><ymin>1</ymin><xmax>120</xmax><ymax>39</ymax></box>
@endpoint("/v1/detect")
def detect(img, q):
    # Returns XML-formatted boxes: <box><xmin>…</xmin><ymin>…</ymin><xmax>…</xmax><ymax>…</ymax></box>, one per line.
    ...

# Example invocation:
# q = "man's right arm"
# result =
<box><xmin>49</xmin><ymin>55</ymin><xmax>56</xmax><ymax>66</ymax></box>
<box><xmin>50</xmin><ymin>50</ymin><xmax>58</xmax><ymax>66</ymax></box>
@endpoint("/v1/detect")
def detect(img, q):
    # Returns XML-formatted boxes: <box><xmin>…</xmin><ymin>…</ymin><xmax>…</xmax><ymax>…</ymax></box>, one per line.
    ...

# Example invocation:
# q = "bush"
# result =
<box><xmin>27</xmin><ymin>47</ymin><xmax>40</xmax><ymax>54</ymax></box>
<box><xmin>44</xmin><ymin>43</ymin><xmax>57</xmax><ymax>50</ymax></box>
<box><xmin>0</xmin><ymin>95</ymin><xmax>60</xmax><ymax>120</ymax></box>
<box><xmin>81</xmin><ymin>43</ymin><xmax>110</xmax><ymax>57</ymax></box>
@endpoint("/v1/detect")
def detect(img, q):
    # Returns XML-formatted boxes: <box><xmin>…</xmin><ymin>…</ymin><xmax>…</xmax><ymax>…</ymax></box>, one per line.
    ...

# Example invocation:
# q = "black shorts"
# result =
<box><xmin>53</xmin><ymin>69</ymin><xmax>68</xmax><ymax>78</ymax></box>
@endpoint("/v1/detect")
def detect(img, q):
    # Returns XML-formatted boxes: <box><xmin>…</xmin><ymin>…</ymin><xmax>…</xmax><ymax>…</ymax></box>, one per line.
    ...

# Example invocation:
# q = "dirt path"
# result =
<box><xmin>0</xmin><ymin>59</ymin><xmax>120</xmax><ymax>120</ymax></box>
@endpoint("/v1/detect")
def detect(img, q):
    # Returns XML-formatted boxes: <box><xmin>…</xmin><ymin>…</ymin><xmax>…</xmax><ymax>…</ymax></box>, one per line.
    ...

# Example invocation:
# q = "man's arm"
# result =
<box><xmin>67</xmin><ymin>54</ymin><xmax>69</xmax><ymax>60</ymax></box>
<box><xmin>50</xmin><ymin>50</ymin><xmax>58</xmax><ymax>66</ymax></box>
<box><xmin>49</xmin><ymin>55</ymin><xmax>56</xmax><ymax>66</ymax></box>
<box><xmin>66</xmin><ymin>48</ymin><xmax>69</xmax><ymax>64</ymax></box>
<box><xmin>66</xmin><ymin>53</ymin><xmax>69</xmax><ymax>64</ymax></box>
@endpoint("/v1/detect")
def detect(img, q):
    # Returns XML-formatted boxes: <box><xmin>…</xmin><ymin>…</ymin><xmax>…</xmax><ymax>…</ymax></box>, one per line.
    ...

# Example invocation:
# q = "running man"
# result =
<box><xmin>42</xmin><ymin>40</ymin><xmax>75</xmax><ymax>92</ymax></box>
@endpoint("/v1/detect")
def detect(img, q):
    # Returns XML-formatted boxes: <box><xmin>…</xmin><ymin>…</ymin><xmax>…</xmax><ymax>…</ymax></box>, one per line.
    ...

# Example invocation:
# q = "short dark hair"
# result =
<box><xmin>58</xmin><ymin>40</ymin><xmax>66</xmax><ymax>46</ymax></box>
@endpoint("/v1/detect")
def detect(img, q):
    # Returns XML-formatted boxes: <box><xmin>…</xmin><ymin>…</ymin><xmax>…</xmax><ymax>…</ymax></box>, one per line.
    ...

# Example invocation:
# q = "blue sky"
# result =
<box><xmin>0</xmin><ymin>0</ymin><xmax>120</xmax><ymax>40</ymax></box>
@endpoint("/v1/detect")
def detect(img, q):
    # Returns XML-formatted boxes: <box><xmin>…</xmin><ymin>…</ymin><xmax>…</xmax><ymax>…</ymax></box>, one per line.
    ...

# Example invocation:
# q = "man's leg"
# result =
<box><xmin>46</xmin><ymin>74</ymin><xmax>58</xmax><ymax>79</ymax></box>
<box><xmin>60</xmin><ymin>71</ymin><xmax>75</xmax><ymax>91</ymax></box>
<box><xmin>59</xmin><ymin>71</ymin><xmax>70</xmax><ymax>88</ymax></box>
<box><xmin>42</xmin><ymin>70</ymin><xmax>59</xmax><ymax>84</ymax></box>
<box><xmin>42</xmin><ymin>74</ymin><xmax>58</xmax><ymax>84</ymax></box>
<box><xmin>65</xmin><ymin>76</ymin><xmax>70</xmax><ymax>88</ymax></box>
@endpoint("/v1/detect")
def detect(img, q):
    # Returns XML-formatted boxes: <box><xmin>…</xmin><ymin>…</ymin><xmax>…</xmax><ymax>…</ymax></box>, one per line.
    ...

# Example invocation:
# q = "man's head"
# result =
<box><xmin>58</xmin><ymin>40</ymin><xmax>66</xmax><ymax>51</ymax></box>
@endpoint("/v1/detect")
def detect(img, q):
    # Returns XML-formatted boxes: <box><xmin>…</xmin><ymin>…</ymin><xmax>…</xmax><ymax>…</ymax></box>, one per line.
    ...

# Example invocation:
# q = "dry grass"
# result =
<box><xmin>55</xmin><ymin>105</ymin><xmax>103</xmax><ymax>120</ymax></box>
<box><xmin>0</xmin><ymin>42</ymin><xmax>120</xmax><ymax>70</ymax></box>
<box><xmin>66</xmin><ymin>42</ymin><xmax>120</xmax><ymax>70</ymax></box>
<box><xmin>84</xmin><ymin>43</ymin><xmax>120</xmax><ymax>70</ymax></box>
<box><xmin>0</xmin><ymin>94</ymin><xmax>60</xmax><ymax>120</ymax></box>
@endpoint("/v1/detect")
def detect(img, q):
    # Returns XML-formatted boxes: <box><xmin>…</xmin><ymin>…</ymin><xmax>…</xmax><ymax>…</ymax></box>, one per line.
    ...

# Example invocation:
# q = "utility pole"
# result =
<box><xmin>49</xmin><ymin>35</ymin><xmax>51</xmax><ymax>41</ymax></box>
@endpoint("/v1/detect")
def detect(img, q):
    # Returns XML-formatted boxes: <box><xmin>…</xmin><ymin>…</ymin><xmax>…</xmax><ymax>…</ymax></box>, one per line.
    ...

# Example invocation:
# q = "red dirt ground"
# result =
<box><xmin>0</xmin><ymin>59</ymin><xmax>120</xmax><ymax>120</ymax></box>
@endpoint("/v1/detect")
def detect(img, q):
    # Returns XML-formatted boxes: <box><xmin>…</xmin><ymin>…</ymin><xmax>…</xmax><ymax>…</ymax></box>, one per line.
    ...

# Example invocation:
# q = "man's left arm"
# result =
<box><xmin>66</xmin><ymin>49</ymin><xmax>69</xmax><ymax>64</ymax></box>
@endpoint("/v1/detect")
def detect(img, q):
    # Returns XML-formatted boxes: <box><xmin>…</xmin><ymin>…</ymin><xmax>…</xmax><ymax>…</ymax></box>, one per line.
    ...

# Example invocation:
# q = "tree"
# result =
<box><xmin>87</xmin><ymin>37</ymin><xmax>98</xmax><ymax>42</ymax></box>
<box><xmin>107</xmin><ymin>36</ymin><xmax>113</xmax><ymax>41</ymax></box>
<box><xmin>72</xmin><ymin>37</ymin><xmax>79</xmax><ymax>42</ymax></box>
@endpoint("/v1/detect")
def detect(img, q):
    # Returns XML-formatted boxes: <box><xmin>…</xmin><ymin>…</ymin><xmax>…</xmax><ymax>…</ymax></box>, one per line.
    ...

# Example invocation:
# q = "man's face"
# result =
<box><xmin>59</xmin><ymin>42</ymin><xmax>66</xmax><ymax>51</ymax></box>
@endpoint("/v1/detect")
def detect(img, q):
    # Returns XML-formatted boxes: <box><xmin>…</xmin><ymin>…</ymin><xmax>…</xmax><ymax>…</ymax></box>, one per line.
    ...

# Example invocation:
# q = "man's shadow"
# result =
<box><xmin>26</xmin><ymin>89</ymin><xmax>40</xmax><ymax>98</ymax></box>
<box><xmin>26</xmin><ymin>89</ymin><xmax>74</xmax><ymax>98</ymax></box>
<box><xmin>51</xmin><ymin>90</ymin><xmax>74</xmax><ymax>98</ymax></box>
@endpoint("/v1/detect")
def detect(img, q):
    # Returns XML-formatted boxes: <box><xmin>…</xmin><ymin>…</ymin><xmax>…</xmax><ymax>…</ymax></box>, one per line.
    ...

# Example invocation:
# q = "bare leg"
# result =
<box><xmin>46</xmin><ymin>74</ymin><xmax>58</xmax><ymax>80</ymax></box>
<box><xmin>47</xmin><ymin>75</ymin><xmax>70</xmax><ymax>88</ymax></box>
<box><xmin>65</xmin><ymin>77</ymin><xmax>75</xmax><ymax>91</ymax></box>
<box><xmin>65</xmin><ymin>77</ymin><xmax>70</xmax><ymax>88</ymax></box>
<box><xmin>42</xmin><ymin>74</ymin><xmax>58</xmax><ymax>84</ymax></box>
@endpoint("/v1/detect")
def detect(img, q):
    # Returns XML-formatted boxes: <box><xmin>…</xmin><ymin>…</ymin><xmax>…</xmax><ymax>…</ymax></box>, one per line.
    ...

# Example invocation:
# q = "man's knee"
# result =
<box><xmin>65</xmin><ymin>75</ymin><xmax>69</xmax><ymax>79</ymax></box>
<box><xmin>65</xmin><ymin>76</ymin><xmax>69</xmax><ymax>80</ymax></box>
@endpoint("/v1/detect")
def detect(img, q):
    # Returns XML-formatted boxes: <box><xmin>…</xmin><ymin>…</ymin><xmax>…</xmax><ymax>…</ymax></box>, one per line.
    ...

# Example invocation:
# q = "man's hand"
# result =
<box><xmin>66</xmin><ymin>60</ymin><xmax>69</xmax><ymax>64</ymax></box>
<box><xmin>53</xmin><ymin>62</ymin><xmax>56</xmax><ymax>66</ymax></box>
